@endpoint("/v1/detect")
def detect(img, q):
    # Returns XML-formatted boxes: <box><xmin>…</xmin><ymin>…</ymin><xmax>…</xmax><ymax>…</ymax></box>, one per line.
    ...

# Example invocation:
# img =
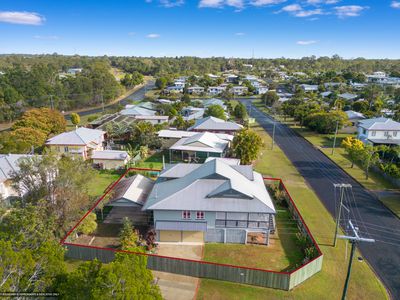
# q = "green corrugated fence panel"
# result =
<box><xmin>289</xmin><ymin>255</ymin><xmax>324</xmax><ymax>290</ymax></box>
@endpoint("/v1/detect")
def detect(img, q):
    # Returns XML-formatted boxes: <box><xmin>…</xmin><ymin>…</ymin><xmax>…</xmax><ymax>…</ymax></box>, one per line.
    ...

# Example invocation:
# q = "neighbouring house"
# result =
<box><xmin>46</xmin><ymin>127</ymin><xmax>105</xmax><ymax>160</ymax></box>
<box><xmin>168</xmin><ymin>132</ymin><xmax>233</xmax><ymax>162</ymax></box>
<box><xmin>230</xmin><ymin>86</ymin><xmax>248</xmax><ymax>96</ymax></box>
<box><xmin>300</xmin><ymin>84</ymin><xmax>318</xmax><ymax>92</ymax></box>
<box><xmin>357</xmin><ymin>117</ymin><xmax>400</xmax><ymax>146</ymax></box>
<box><xmin>92</xmin><ymin>150</ymin><xmax>130</xmax><ymax>170</ymax></box>
<box><xmin>0</xmin><ymin>154</ymin><xmax>38</xmax><ymax>203</ymax></box>
<box><xmin>187</xmin><ymin>86</ymin><xmax>205</xmax><ymax>94</ymax></box>
<box><xmin>166</xmin><ymin>86</ymin><xmax>184</xmax><ymax>93</ymax></box>
<box><xmin>208</xmin><ymin>74</ymin><xmax>219</xmax><ymax>79</ymax></box>
<box><xmin>67</xmin><ymin>68</ymin><xmax>83</xmax><ymax>75</ymax></box>
<box><xmin>207</xmin><ymin>86</ymin><xmax>226</xmax><ymax>96</ymax></box>
<box><xmin>225</xmin><ymin>74</ymin><xmax>238</xmax><ymax>83</ymax></box>
<box><xmin>188</xmin><ymin>116</ymin><xmax>243</xmax><ymax>134</ymax></box>
<box><xmin>255</xmin><ymin>86</ymin><xmax>269</xmax><ymax>95</ymax></box>
<box><xmin>120</xmin><ymin>105</ymin><xmax>156</xmax><ymax>116</ymax></box>
<box><xmin>142</xmin><ymin>158</ymin><xmax>276</xmax><ymax>244</ymax></box>
<box><xmin>320</xmin><ymin>91</ymin><xmax>332</xmax><ymax>98</ymax></box>
<box><xmin>181</xmin><ymin>107</ymin><xmax>205</xmax><ymax>121</ymax></box>
<box><xmin>202</xmin><ymin>98</ymin><xmax>226</xmax><ymax>110</ymax></box>
<box><xmin>158</xmin><ymin>129</ymin><xmax>233</xmax><ymax>149</ymax></box>
<box><xmin>324</xmin><ymin>82</ymin><xmax>343</xmax><ymax>89</ymax></box>
<box><xmin>345</xmin><ymin>110</ymin><xmax>365</xmax><ymax>126</ymax></box>
<box><xmin>338</xmin><ymin>93</ymin><xmax>358</xmax><ymax>102</ymax></box>
<box><xmin>350</xmin><ymin>82</ymin><xmax>368</xmax><ymax>90</ymax></box>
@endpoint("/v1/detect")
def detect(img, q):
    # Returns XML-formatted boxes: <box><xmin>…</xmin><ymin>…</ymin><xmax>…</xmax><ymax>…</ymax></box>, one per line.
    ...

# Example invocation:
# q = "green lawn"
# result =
<box><xmin>203</xmin><ymin>206</ymin><xmax>304</xmax><ymax>271</ymax></box>
<box><xmin>379</xmin><ymin>196</ymin><xmax>400</xmax><ymax>218</ymax></box>
<box><xmin>134</xmin><ymin>151</ymin><xmax>168</xmax><ymax>170</ymax></box>
<box><xmin>87</xmin><ymin>170</ymin><xmax>122</xmax><ymax>197</ymax></box>
<box><xmin>197</xmin><ymin>123</ymin><xmax>388</xmax><ymax>300</ymax></box>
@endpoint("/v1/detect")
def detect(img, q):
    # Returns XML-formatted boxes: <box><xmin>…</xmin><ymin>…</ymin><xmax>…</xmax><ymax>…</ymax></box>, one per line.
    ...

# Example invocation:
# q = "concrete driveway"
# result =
<box><xmin>153</xmin><ymin>243</ymin><xmax>203</xmax><ymax>300</ymax></box>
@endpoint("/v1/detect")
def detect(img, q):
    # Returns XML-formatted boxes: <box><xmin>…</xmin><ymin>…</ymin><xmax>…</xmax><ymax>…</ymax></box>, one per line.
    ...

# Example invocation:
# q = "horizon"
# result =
<box><xmin>1</xmin><ymin>0</ymin><xmax>400</xmax><ymax>59</ymax></box>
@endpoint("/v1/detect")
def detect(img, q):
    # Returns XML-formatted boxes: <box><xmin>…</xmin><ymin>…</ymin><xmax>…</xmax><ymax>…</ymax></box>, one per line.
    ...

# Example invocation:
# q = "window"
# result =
<box><xmin>394</xmin><ymin>131</ymin><xmax>398</xmax><ymax>137</ymax></box>
<box><xmin>384</xmin><ymin>131</ymin><xmax>389</xmax><ymax>137</ymax></box>
<box><xmin>196</xmin><ymin>211</ymin><xmax>205</xmax><ymax>220</ymax></box>
<box><xmin>371</xmin><ymin>131</ymin><xmax>376</xmax><ymax>137</ymax></box>
<box><xmin>182</xmin><ymin>211</ymin><xmax>191</xmax><ymax>219</ymax></box>
<box><xmin>64</xmin><ymin>146</ymin><xmax>69</xmax><ymax>152</ymax></box>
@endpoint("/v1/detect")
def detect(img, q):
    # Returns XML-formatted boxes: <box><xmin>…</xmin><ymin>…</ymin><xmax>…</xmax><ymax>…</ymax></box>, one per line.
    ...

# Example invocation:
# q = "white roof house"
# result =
<box><xmin>345</xmin><ymin>110</ymin><xmax>365</xmax><ymax>121</ymax></box>
<box><xmin>46</xmin><ymin>127</ymin><xmax>105</xmax><ymax>147</ymax></box>
<box><xmin>120</xmin><ymin>106</ymin><xmax>156</xmax><ymax>116</ymax></box>
<box><xmin>92</xmin><ymin>150</ymin><xmax>129</xmax><ymax>161</ymax></box>
<box><xmin>158</xmin><ymin>129</ymin><xmax>234</xmax><ymax>142</ymax></box>
<box><xmin>169</xmin><ymin>132</ymin><xmax>231</xmax><ymax>154</ymax></box>
<box><xmin>338</xmin><ymin>93</ymin><xmax>358</xmax><ymax>101</ymax></box>
<box><xmin>181</xmin><ymin>107</ymin><xmax>205</xmax><ymax>121</ymax></box>
<box><xmin>300</xmin><ymin>84</ymin><xmax>319</xmax><ymax>92</ymax></box>
<box><xmin>188</xmin><ymin>116</ymin><xmax>243</xmax><ymax>133</ymax></box>
<box><xmin>203</xmin><ymin>98</ymin><xmax>226</xmax><ymax>108</ymax></box>
<box><xmin>357</xmin><ymin>117</ymin><xmax>400</xmax><ymax>145</ymax></box>
<box><xmin>0</xmin><ymin>154</ymin><xmax>39</xmax><ymax>200</ymax></box>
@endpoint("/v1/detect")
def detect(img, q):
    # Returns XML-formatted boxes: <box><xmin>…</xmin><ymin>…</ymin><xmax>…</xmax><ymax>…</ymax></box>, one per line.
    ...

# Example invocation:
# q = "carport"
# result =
<box><xmin>156</xmin><ymin>221</ymin><xmax>207</xmax><ymax>243</ymax></box>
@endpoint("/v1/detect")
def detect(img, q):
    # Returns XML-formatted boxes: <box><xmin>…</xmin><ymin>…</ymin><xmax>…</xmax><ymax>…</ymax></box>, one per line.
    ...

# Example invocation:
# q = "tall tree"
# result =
<box><xmin>204</xmin><ymin>104</ymin><xmax>226</xmax><ymax>120</ymax></box>
<box><xmin>232</xmin><ymin>129</ymin><xmax>263</xmax><ymax>165</ymax></box>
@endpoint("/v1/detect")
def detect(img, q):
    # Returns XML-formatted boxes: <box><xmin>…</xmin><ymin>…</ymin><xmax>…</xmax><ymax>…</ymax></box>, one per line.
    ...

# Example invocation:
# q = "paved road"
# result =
<box><xmin>65</xmin><ymin>80</ymin><xmax>155</xmax><ymax>119</ymax></box>
<box><xmin>241</xmin><ymin>99</ymin><xmax>400</xmax><ymax>299</ymax></box>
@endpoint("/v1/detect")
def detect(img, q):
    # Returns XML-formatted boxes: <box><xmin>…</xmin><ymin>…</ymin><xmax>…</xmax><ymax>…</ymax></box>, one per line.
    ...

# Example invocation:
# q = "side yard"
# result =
<box><xmin>196</xmin><ymin>123</ymin><xmax>388</xmax><ymax>300</ymax></box>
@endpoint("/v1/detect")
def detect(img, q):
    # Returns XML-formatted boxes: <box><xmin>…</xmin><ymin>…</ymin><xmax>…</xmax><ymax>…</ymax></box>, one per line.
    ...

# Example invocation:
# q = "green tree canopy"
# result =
<box><xmin>232</xmin><ymin>129</ymin><xmax>263</xmax><ymax>165</ymax></box>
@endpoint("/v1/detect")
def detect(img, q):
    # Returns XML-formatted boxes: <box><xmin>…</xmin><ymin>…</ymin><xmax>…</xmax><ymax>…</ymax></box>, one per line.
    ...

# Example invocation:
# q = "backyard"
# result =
<box><xmin>196</xmin><ymin>122</ymin><xmax>388</xmax><ymax>300</ymax></box>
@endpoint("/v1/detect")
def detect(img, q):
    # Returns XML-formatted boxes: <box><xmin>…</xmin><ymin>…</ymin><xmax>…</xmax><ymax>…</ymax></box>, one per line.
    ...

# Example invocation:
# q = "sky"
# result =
<box><xmin>0</xmin><ymin>0</ymin><xmax>399</xmax><ymax>58</ymax></box>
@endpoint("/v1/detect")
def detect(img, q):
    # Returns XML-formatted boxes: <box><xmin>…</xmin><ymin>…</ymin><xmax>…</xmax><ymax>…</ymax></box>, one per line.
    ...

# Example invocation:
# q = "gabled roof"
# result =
<box><xmin>46</xmin><ymin>127</ymin><xmax>105</xmax><ymax>146</ymax></box>
<box><xmin>203</xmin><ymin>98</ymin><xmax>225</xmax><ymax>107</ymax></box>
<box><xmin>0</xmin><ymin>154</ymin><xmax>38</xmax><ymax>182</ymax></box>
<box><xmin>358</xmin><ymin>118</ymin><xmax>400</xmax><ymax>130</ymax></box>
<box><xmin>143</xmin><ymin>158</ymin><xmax>275</xmax><ymax>214</ymax></box>
<box><xmin>345</xmin><ymin>110</ymin><xmax>365</xmax><ymax>120</ymax></box>
<box><xmin>188</xmin><ymin>116</ymin><xmax>243</xmax><ymax>131</ymax></box>
<box><xmin>120</xmin><ymin>106</ymin><xmax>156</xmax><ymax>116</ymax></box>
<box><xmin>92</xmin><ymin>150</ymin><xmax>129</xmax><ymax>160</ymax></box>
<box><xmin>109</xmin><ymin>174</ymin><xmax>154</xmax><ymax>206</ymax></box>
<box><xmin>338</xmin><ymin>93</ymin><xmax>358</xmax><ymax>100</ymax></box>
<box><xmin>170</xmin><ymin>132</ymin><xmax>230</xmax><ymax>153</ymax></box>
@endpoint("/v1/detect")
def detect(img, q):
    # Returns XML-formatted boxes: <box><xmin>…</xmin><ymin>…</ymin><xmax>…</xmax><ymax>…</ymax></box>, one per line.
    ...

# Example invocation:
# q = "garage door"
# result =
<box><xmin>182</xmin><ymin>231</ymin><xmax>204</xmax><ymax>242</ymax></box>
<box><xmin>159</xmin><ymin>230</ymin><xmax>181</xmax><ymax>242</ymax></box>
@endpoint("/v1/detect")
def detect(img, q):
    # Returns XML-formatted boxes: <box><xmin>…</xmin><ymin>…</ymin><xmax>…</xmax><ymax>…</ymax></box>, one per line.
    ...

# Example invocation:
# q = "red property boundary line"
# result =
<box><xmin>60</xmin><ymin>168</ymin><xmax>323</xmax><ymax>276</ymax></box>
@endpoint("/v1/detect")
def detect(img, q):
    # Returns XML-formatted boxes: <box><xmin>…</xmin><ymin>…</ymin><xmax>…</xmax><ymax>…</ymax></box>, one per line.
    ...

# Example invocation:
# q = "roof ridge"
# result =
<box><xmin>74</xmin><ymin>128</ymin><xmax>88</xmax><ymax>145</ymax></box>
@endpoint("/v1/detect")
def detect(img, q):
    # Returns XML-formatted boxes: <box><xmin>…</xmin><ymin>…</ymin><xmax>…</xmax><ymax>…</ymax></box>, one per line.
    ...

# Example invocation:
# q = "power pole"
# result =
<box><xmin>331</xmin><ymin>120</ymin><xmax>339</xmax><ymax>155</ymax></box>
<box><xmin>50</xmin><ymin>95</ymin><xmax>54</xmax><ymax>110</ymax></box>
<box><xmin>333</xmin><ymin>183</ymin><xmax>352</xmax><ymax>247</ymax></box>
<box><xmin>101</xmin><ymin>94</ymin><xmax>104</xmax><ymax>112</ymax></box>
<box><xmin>338</xmin><ymin>220</ymin><xmax>375</xmax><ymax>300</ymax></box>
<box><xmin>271</xmin><ymin>122</ymin><xmax>276</xmax><ymax>150</ymax></box>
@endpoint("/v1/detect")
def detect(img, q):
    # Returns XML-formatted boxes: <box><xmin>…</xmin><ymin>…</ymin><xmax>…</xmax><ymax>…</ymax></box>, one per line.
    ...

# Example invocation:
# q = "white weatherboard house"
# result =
<box><xmin>92</xmin><ymin>150</ymin><xmax>130</xmax><ymax>170</ymax></box>
<box><xmin>188</xmin><ymin>116</ymin><xmax>243</xmax><ymax>134</ymax></box>
<box><xmin>46</xmin><ymin>127</ymin><xmax>105</xmax><ymax>160</ymax></box>
<box><xmin>357</xmin><ymin>117</ymin><xmax>400</xmax><ymax>146</ymax></box>
<box><xmin>0</xmin><ymin>154</ymin><xmax>38</xmax><ymax>202</ymax></box>
<box><xmin>142</xmin><ymin>158</ymin><xmax>276</xmax><ymax>244</ymax></box>
<box><xmin>169</xmin><ymin>131</ymin><xmax>232</xmax><ymax>162</ymax></box>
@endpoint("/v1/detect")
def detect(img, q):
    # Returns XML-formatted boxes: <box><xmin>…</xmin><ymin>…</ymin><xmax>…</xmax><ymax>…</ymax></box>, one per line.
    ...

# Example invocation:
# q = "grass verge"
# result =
<box><xmin>197</xmin><ymin>122</ymin><xmax>388</xmax><ymax>300</ymax></box>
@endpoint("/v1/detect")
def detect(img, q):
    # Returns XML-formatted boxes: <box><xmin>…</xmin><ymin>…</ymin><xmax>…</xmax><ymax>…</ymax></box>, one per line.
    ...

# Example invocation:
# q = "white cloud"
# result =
<box><xmin>146</xmin><ymin>33</ymin><xmax>160</xmax><ymax>38</ymax></box>
<box><xmin>0</xmin><ymin>11</ymin><xmax>44</xmax><ymax>25</ymax></box>
<box><xmin>33</xmin><ymin>35</ymin><xmax>59</xmax><ymax>40</ymax></box>
<box><xmin>294</xmin><ymin>8</ymin><xmax>323</xmax><ymax>17</ymax></box>
<box><xmin>297</xmin><ymin>40</ymin><xmax>317</xmax><ymax>45</ymax></box>
<box><xmin>391</xmin><ymin>1</ymin><xmax>400</xmax><ymax>8</ymax></box>
<box><xmin>334</xmin><ymin>5</ymin><xmax>368</xmax><ymax>18</ymax></box>
<box><xmin>235</xmin><ymin>32</ymin><xmax>246</xmax><ymax>35</ymax></box>
<box><xmin>227</xmin><ymin>0</ymin><xmax>244</xmax><ymax>9</ymax></box>
<box><xmin>282</xmin><ymin>4</ymin><xmax>302</xmax><ymax>12</ymax></box>
<box><xmin>160</xmin><ymin>0</ymin><xmax>185</xmax><ymax>7</ymax></box>
<box><xmin>250</xmin><ymin>0</ymin><xmax>287</xmax><ymax>6</ymax></box>
<box><xmin>199</xmin><ymin>0</ymin><xmax>224</xmax><ymax>7</ymax></box>
<box><xmin>306</xmin><ymin>0</ymin><xmax>340</xmax><ymax>4</ymax></box>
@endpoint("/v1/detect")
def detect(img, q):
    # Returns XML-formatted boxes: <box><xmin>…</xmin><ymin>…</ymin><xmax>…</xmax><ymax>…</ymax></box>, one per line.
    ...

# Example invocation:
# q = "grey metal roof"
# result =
<box><xmin>338</xmin><ymin>93</ymin><xmax>358</xmax><ymax>100</ymax></box>
<box><xmin>46</xmin><ymin>127</ymin><xmax>105</xmax><ymax>146</ymax></box>
<box><xmin>359</xmin><ymin>118</ymin><xmax>400</xmax><ymax>130</ymax></box>
<box><xmin>120</xmin><ymin>106</ymin><xmax>156</xmax><ymax>116</ymax></box>
<box><xmin>0</xmin><ymin>154</ymin><xmax>39</xmax><ymax>182</ymax></box>
<box><xmin>188</xmin><ymin>116</ymin><xmax>243</xmax><ymax>131</ymax></box>
<box><xmin>109</xmin><ymin>174</ymin><xmax>154</xmax><ymax>206</ymax></box>
<box><xmin>345</xmin><ymin>110</ymin><xmax>365</xmax><ymax>120</ymax></box>
<box><xmin>155</xmin><ymin>221</ymin><xmax>207</xmax><ymax>232</ymax></box>
<box><xmin>143</xmin><ymin>158</ymin><xmax>275</xmax><ymax>214</ymax></box>
<box><xmin>92</xmin><ymin>150</ymin><xmax>129</xmax><ymax>160</ymax></box>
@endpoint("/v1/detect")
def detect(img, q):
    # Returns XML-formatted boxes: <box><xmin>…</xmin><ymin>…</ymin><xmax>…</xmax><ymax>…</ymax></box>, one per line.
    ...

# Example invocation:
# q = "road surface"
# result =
<box><xmin>241</xmin><ymin>99</ymin><xmax>400</xmax><ymax>299</ymax></box>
